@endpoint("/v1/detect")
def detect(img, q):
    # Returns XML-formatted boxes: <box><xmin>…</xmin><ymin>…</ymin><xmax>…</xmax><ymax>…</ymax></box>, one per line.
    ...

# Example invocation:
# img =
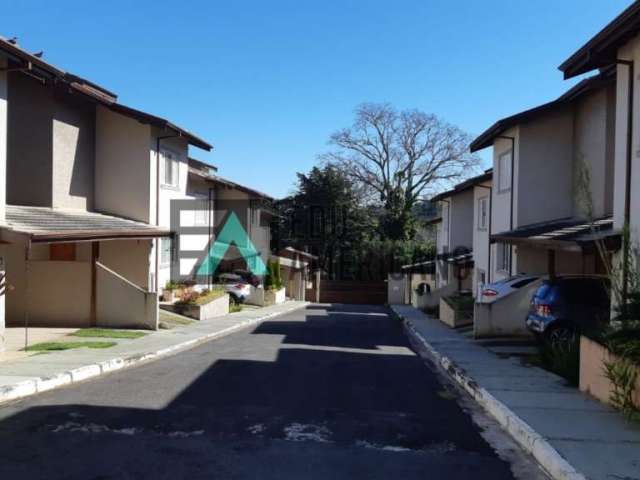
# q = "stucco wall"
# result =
<box><xmin>573</xmin><ymin>86</ymin><xmax>615</xmax><ymax>219</ymax></box>
<box><xmin>52</xmin><ymin>91</ymin><xmax>95</xmax><ymax>210</ymax></box>
<box><xmin>0</xmin><ymin>60</ymin><xmax>5</xmax><ymax>349</ymax></box>
<box><xmin>95</xmin><ymin>106</ymin><xmax>151</xmax><ymax>223</ymax></box>
<box><xmin>96</xmin><ymin>262</ymin><xmax>157</xmax><ymax>329</ymax></box>
<box><xmin>7</xmin><ymin>73</ymin><xmax>53</xmax><ymax>206</ymax></box>
<box><xmin>614</xmin><ymin>38</ymin><xmax>640</xmax><ymax>248</ymax></box>
<box><xmin>0</xmin><ymin>57</ymin><xmax>7</xmax><ymax>224</ymax></box>
<box><xmin>99</xmin><ymin>239</ymin><xmax>152</xmax><ymax>290</ymax></box>
<box><xmin>7</xmin><ymin>75</ymin><xmax>95</xmax><ymax>210</ymax></box>
<box><xmin>518</xmin><ymin>108</ymin><xmax>574</xmax><ymax>227</ymax></box>
<box><xmin>472</xmin><ymin>181</ymin><xmax>491</xmax><ymax>296</ymax></box>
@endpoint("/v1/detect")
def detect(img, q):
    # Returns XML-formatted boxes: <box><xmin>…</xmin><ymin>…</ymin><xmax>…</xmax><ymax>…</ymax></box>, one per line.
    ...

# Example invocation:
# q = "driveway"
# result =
<box><xmin>0</xmin><ymin>304</ymin><xmax>543</xmax><ymax>479</ymax></box>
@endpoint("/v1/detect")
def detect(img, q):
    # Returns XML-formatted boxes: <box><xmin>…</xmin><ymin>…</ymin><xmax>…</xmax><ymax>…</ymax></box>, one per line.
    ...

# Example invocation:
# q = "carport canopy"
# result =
<box><xmin>3</xmin><ymin>205</ymin><xmax>172</xmax><ymax>243</ymax></box>
<box><xmin>490</xmin><ymin>216</ymin><xmax>620</xmax><ymax>252</ymax></box>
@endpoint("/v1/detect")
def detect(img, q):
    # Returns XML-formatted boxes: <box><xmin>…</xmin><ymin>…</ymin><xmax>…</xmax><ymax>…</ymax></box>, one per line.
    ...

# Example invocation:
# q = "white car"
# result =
<box><xmin>217</xmin><ymin>273</ymin><xmax>252</xmax><ymax>303</ymax></box>
<box><xmin>478</xmin><ymin>274</ymin><xmax>541</xmax><ymax>304</ymax></box>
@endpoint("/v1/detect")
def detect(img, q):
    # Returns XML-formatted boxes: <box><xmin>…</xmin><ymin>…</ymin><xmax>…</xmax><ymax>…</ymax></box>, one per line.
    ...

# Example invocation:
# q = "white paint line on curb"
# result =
<box><xmin>0</xmin><ymin>302</ymin><xmax>309</xmax><ymax>406</ymax></box>
<box><xmin>401</xmin><ymin>317</ymin><xmax>587</xmax><ymax>480</ymax></box>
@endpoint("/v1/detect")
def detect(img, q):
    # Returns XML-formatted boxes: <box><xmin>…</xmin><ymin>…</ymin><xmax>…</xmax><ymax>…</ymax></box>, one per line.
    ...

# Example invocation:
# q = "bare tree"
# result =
<box><xmin>323</xmin><ymin>103</ymin><xmax>480</xmax><ymax>239</ymax></box>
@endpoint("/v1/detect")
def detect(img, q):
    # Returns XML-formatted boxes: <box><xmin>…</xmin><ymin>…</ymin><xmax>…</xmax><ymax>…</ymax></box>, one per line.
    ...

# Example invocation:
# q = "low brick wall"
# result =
<box><xmin>579</xmin><ymin>335</ymin><xmax>640</xmax><ymax>408</ymax></box>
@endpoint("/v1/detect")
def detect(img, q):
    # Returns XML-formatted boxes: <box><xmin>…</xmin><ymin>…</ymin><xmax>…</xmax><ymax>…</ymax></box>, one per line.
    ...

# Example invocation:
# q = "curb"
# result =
<box><xmin>0</xmin><ymin>302</ymin><xmax>309</xmax><ymax>406</ymax></box>
<box><xmin>401</xmin><ymin>316</ymin><xmax>586</xmax><ymax>480</ymax></box>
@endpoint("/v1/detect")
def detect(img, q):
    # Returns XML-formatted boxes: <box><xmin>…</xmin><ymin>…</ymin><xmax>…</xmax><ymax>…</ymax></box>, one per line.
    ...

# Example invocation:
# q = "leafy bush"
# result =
<box><xmin>175</xmin><ymin>287</ymin><xmax>226</xmax><ymax>306</ymax></box>
<box><xmin>264</xmin><ymin>259</ymin><xmax>284</xmax><ymax>290</ymax></box>
<box><xmin>535</xmin><ymin>337</ymin><xmax>580</xmax><ymax>386</ymax></box>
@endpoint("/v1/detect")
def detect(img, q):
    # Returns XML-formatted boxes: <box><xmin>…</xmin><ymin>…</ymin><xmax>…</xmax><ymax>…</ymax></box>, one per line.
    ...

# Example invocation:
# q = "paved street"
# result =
<box><xmin>0</xmin><ymin>304</ymin><xmax>544</xmax><ymax>479</ymax></box>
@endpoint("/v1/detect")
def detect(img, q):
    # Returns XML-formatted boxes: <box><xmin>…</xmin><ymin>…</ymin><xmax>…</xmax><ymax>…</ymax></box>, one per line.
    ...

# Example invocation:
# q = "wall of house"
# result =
<box><xmin>151</xmin><ymin>133</ymin><xmax>191</xmax><ymax>291</ymax></box>
<box><xmin>7</xmin><ymin>75</ymin><xmax>95</xmax><ymax>210</ymax></box>
<box><xmin>0</xmin><ymin>57</ymin><xmax>7</xmax><ymax>224</ymax></box>
<box><xmin>518</xmin><ymin>108</ymin><xmax>574</xmax><ymax>227</ymax></box>
<box><xmin>490</xmin><ymin>131</ymin><xmax>519</xmax><ymax>283</ymax></box>
<box><xmin>0</xmin><ymin>59</ymin><xmax>6</xmax><ymax>350</ymax></box>
<box><xmin>7</xmin><ymin>73</ymin><xmax>53</xmax><ymax>206</ymax></box>
<box><xmin>99</xmin><ymin>239</ymin><xmax>152</xmax><ymax>290</ymax></box>
<box><xmin>573</xmin><ymin>86</ymin><xmax>616</xmax><ymax>219</ymax></box>
<box><xmin>51</xmin><ymin>90</ymin><xmax>95</xmax><ymax>210</ymax></box>
<box><xmin>472</xmin><ymin>181</ymin><xmax>491</xmax><ymax>296</ymax></box>
<box><xmin>449</xmin><ymin>189</ymin><xmax>474</xmax><ymax>251</ymax></box>
<box><xmin>95</xmin><ymin>106</ymin><xmax>151</xmax><ymax>223</ymax></box>
<box><xmin>614</xmin><ymin>38</ymin><xmax>640</xmax><ymax>248</ymax></box>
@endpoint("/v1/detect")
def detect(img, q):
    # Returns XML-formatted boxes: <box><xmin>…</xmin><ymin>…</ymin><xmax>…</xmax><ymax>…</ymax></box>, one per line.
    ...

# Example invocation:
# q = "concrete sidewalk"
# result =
<box><xmin>391</xmin><ymin>305</ymin><xmax>640</xmax><ymax>480</ymax></box>
<box><xmin>0</xmin><ymin>301</ymin><xmax>308</xmax><ymax>405</ymax></box>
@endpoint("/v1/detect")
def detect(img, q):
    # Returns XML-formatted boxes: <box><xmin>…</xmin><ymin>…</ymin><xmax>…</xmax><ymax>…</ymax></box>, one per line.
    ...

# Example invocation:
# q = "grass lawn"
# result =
<box><xmin>71</xmin><ymin>328</ymin><xmax>148</xmax><ymax>339</ymax></box>
<box><xmin>159</xmin><ymin>310</ymin><xmax>196</xmax><ymax>329</ymax></box>
<box><xmin>25</xmin><ymin>341</ymin><xmax>116</xmax><ymax>352</ymax></box>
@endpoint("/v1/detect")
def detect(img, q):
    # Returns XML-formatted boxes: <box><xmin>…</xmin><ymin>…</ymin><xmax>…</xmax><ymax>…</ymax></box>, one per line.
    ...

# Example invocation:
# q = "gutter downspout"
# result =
<box><xmin>617</xmin><ymin>59</ymin><xmax>634</xmax><ymax>314</ymax></box>
<box><xmin>441</xmin><ymin>198</ymin><xmax>452</xmax><ymax>286</ymax></box>
<box><xmin>476</xmin><ymin>184</ymin><xmax>493</xmax><ymax>284</ymax></box>
<box><xmin>155</xmin><ymin>133</ymin><xmax>180</xmax><ymax>293</ymax></box>
<box><xmin>496</xmin><ymin>135</ymin><xmax>516</xmax><ymax>276</ymax></box>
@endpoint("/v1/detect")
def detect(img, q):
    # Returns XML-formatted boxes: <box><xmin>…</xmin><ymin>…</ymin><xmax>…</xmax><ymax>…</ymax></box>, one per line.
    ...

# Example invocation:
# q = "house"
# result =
<box><xmin>174</xmin><ymin>157</ymin><xmax>275</xmax><ymax>292</ymax></box>
<box><xmin>431</xmin><ymin>170</ymin><xmax>493</xmax><ymax>295</ymax></box>
<box><xmin>558</xmin><ymin>1</ymin><xmax>640</xmax><ymax>312</ymax></box>
<box><xmin>0</xmin><ymin>37</ymin><xmax>212</xmax><ymax>350</ymax></box>
<box><xmin>470</xmin><ymin>67</ymin><xmax>618</xmax><ymax>285</ymax></box>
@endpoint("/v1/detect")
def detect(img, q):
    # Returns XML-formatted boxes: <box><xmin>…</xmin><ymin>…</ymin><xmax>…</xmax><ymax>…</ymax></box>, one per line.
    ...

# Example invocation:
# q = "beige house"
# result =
<box><xmin>559</xmin><ymin>2</ymin><xmax>640</xmax><ymax>311</ymax></box>
<box><xmin>470</xmin><ymin>68</ymin><xmax>618</xmax><ymax>285</ymax></box>
<box><xmin>0</xmin><ymin>37</ymin><xmax>211</xmax><ymax>349</ymax></box>
<box><xmin>431</xmin><ymin>171</ymin><xmax>493</xmax><ymax>294</ymax></box>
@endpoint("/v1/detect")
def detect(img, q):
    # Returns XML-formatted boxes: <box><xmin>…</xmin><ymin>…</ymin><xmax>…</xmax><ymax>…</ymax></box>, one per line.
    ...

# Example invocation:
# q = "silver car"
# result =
<box><xmin>478</xmin><ymin>274</ymin><xmax>541</xmax><ymax>304</ymax></box>
<box><xmin>217</xmin><ymin>273</ymin><xmax>252</xmax><ymax>303</ymax></box>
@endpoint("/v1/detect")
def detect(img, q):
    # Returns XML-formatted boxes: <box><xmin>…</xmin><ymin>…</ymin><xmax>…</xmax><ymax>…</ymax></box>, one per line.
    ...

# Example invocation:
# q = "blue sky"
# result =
<box><xmin>4</xmin><ymin>0</ymin><xmax>632</xmax><ymax>198</ymax></box>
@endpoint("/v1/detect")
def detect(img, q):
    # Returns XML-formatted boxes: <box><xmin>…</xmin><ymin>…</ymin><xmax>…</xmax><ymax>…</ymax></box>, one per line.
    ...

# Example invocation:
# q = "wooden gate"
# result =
<box><xmin>307</xmin><ymin>280</ymin><xmax>387</xmax><ymax>305</ymax></box>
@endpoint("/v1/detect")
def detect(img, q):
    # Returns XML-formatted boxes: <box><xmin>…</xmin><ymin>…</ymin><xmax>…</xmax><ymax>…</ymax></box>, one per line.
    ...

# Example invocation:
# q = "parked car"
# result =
<box><xmin>525</xmin><ymin>275</ymin><xmax>610</xmax><ymax>342</ymax></box>
<box><xmin>217</xmin><ymin>273</ymin><xmax>252</xmax><ymax>304</ymax></box>
<box><xmin>478</xmin><ymin>274</ymin><xmax>541</xmax><ymax>304</ymax></box>
<box><xmin>231</xmin><ymin>269</ymin><xmax>261</xmax><ymax>287</ymax></box>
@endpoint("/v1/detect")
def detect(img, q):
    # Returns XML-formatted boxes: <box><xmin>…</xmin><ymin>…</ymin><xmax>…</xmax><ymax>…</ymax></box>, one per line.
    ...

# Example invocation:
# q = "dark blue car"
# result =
<box><xmin>526</xmin><ymin>275</ymin><xmax>610</xmax><ymax>343</ymax></box>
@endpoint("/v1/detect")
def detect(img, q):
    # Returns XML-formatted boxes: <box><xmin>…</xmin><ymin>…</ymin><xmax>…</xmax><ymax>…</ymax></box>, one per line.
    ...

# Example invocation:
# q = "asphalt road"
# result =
<box><xmin>0</xmin><ymin>304</ymin><xmax>544</xmax><ymax>479</ymax></box>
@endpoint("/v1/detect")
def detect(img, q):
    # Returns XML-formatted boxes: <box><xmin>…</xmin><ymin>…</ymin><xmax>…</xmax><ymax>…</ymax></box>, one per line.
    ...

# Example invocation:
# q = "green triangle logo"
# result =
<box><xmin>196</xmin><ymin>211</ymin><xmax>267</xmax><ymax>277</ymax></box>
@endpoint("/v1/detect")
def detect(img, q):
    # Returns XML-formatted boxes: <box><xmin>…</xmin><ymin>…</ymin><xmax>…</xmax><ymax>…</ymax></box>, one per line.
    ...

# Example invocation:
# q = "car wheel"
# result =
<box><xmin>229</xmin><ymin>293</ymin><xmax>240</xmax><ymax>305</ymax></box>
<box><xmin>545</xmin><ymin>324</ymin><xmax>577</xmax><ymax>348</ymax></box>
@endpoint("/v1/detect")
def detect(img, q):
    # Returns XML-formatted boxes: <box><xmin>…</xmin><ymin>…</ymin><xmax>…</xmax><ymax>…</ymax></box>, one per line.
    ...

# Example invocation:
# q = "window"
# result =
<box><xmin>194</xmin><ymin>199</ymin><xmax>208</xmax><ymax>226</ymax></box>
<box><xmin>497</xmin><ymin>150</ymin><xmax>512</xmax><ymax>193</ymax></box>
<box><xmin>50</xmin><ymin>243</ymin><xmax>76</xmax><ymax>261</ymax></box>
<box><xmin>477</xmin><ymin>196</ymin><xmax>488</xmax><ymax>230</ymax></box>
<box><xmin>160</xmin><ymin>238</ymin><xmax>172</xmax><ymax>266</ymax></box>
<box><xmin>496</xmin><ymin>242</ymin><xmax>511</xmax><ymax>273</ymax></box>
<box><xmin>163</xmin><ymin>150</ymin><xmax>179</xmax><ymax>187</ymax></box>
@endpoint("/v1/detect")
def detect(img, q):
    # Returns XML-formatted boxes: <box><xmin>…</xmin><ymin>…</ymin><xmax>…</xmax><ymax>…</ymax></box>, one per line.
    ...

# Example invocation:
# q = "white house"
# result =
<box><xmin>559</xmin><ymin>1</ymin><xmax>640</xmax><ymax>311</ymax></box>
<box><xmin>0</xmin><ymin>36</ymin><xmax>212</xmax><ymax>350</ymax></box>
<box><xmin>470</xmin><ymin>68</ymin><xmax>618</xmax><ymax>285</ymax></box>
<box><xmin>431</xmin><ymin>170</ymin><xmax>493</xmax><ymax>295</ymax></box>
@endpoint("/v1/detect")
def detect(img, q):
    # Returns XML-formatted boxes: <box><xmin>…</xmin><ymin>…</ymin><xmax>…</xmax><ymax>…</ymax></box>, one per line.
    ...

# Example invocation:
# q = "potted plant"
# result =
<box><xmin>163</xmin><ymin>280</ymin><xmax>178</xmax><ymax>302</ymax></box>
<box><xmin>264</xmin><ymin>259</ymin><xmax>286</xmax><ymax>305</ymax></box>
<box><xmin>174</xmin><ymin>287</ymin><xmax>230</xmax><ymax>321</ymax></box>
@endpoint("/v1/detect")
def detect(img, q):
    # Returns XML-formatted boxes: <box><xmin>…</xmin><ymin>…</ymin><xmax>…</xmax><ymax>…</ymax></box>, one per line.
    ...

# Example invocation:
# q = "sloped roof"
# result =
<box><xmin>430</xmin><ymin>169</ymin><xmax>492</xmax><ymax>203</ymax></box>
<box><xmin>470</xmin><ymin>68</ymin><xmax>615</xmax><ymax>152</ymax></box>
<box><xmin>0</xmin><ymin>36</ymin><xmax>212</xmax><ymax>151</ymax></box>
<box><xmin>559</xmin><ymin>2</ymin><xmax>640</xmax><ymax>79</ymax></box>
<box><xmin>188</xmin><ymin>158</ymin><xmax>273</xmax><ymax>200</ymax></box>
<box><xmin>4</xmin><ymin>205</ymin><xmax>171</xmax><ymax>243</ymax></box>
<box><xmin>491</xmin><ymin>216</ymin><xmax>618</xmax><ymax>249</ymax></box>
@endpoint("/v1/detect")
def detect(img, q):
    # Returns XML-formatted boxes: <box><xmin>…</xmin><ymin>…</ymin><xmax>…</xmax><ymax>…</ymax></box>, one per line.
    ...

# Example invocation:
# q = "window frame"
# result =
<box><xmin>496</xmin><ymin>242</ymin><xmax>512</xmax><ymax>274</ymax></box>
<box><xmin>162</xmin><ymin>149</ymin><xmax>180</xmax><ymax>188</ymax></box>
<box><xmin>160</xmin><ymin>237</ymin><xmax>172</xmax><ymax>267</ymax></box>
<box><xmin>497</xmin><ymin>150</ymin><xmax>512</xmax><ymax>193</ymax></box>
<box><xmin>477</xmin><ymin>196</ymin><xmax>488</xmax><ymax>231</ymax></box>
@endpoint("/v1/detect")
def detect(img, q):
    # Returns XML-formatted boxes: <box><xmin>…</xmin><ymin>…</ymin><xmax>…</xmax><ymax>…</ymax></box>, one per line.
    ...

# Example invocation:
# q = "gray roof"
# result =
<box><xmin>5</xmin><ymin>205</ymin><xmax>171</xmax><ymax>243</ymax></box>
<box><xmin>491</xmin><ymin>216</ymin><xmax>618</xmax><ymax>249</ymax></box>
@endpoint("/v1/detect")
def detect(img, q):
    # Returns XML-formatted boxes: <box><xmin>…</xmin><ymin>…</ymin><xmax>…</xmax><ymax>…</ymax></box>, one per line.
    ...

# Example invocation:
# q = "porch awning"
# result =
<box><xmin>491</xmin><ymin>216</ymin><xmax>620</xmax><ymax>251</ymax></box>
<box><xmin>4</xmin><ymin>205</ymin><xmax>172</xmax><ymax>243</ymax></box>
